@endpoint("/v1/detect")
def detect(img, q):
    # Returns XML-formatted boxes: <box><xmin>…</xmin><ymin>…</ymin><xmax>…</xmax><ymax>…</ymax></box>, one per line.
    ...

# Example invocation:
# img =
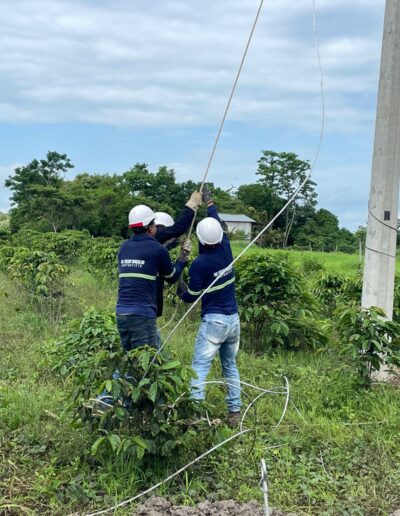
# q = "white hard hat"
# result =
<box><xmin>154</xmin><ymin>212</ymin><xmax>174</xmax><ymax>227</ymax></box>
<box><xmin>196</xmin><ymin>217</ymin><xmax>223</xmax><ymax>245</ymax></box>
<box><xmin>128</xmin><ymin>204</ymin><xmax>155</xmax><ymax>228</ymax></box>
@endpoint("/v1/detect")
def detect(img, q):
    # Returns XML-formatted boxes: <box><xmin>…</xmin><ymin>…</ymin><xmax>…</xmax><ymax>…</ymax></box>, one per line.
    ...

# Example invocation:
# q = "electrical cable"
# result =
<box><xmin>365</xmin><ymin>203</ymin><xmax>398</xmax><ymax>262</ymax></box>
<box><xmin>364</xmin><ymin>244</ymin><xmax>396</xmax><ymax>260</ymax></box>
<box><xmin>83</xmin><ymin>377</ymin><xmax>290</xmax><ymax>516</ymax></box>
<box><xmin>158</xmin><ymin>302</ymin><xmax>179</xmax><ymax>331</ymax></box>
<box><xmin>142</xmin><ymin>0</ymin><xmax>325</xmax><ymax>381</ymax></box>
<box><xmin>82</xmin><ymin>2</ymin><xmax>325</xmax><ymax>514</ymax></box>
<box><xmin>85</xmin><ymin>429</ymin><xmax>252</xmax><ymax>516</ymax></box>
<box><xmin>368</xmin><ymin>202</ymin><xmax>397</xmax><ymax>233</ymax></box>
<box><xmin>186</xmin><ymin>0</ymin><xmax>265</xmax><ymax>239</ymax></box>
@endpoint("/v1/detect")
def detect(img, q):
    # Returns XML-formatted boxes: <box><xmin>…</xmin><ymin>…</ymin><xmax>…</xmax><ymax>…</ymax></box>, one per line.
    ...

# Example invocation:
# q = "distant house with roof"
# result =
<box><xmin>219</xmin><ymin>213</ymin><xmax>256</xmax><ymax>237</ymax></box>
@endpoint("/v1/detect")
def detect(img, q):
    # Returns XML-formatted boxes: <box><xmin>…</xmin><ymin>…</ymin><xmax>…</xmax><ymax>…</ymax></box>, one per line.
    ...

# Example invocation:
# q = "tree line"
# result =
<box><xmin>3</xmin><ymin>150</ymin><xmax>357</xmax><ymax>252</ymax></box>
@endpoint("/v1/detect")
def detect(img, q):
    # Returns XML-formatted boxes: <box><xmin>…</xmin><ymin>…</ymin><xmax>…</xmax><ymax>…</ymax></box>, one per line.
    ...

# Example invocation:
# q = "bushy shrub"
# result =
<box><xmin>9</xmin><ymin>229</ymin><xmax>89</xmax><ymax>263</ymax></box>
<box><xmin>302</xmin><ymin>256</ymin><xmax>326</xmax><ymax>275</ymax></box>
<box><xmin>50</xmin><ymin>308</ymin><xmax>120</xmax><ymax>385</ymax></box>
<box><xmin>81</xmin><ymin>237</ymin><xmax>121</xmax><ymax>280</ymax></box>
<box><xmin>48</xmin><ymin>309</ymin><xmax>211</xmax><ymax>465</ymax></box>
<box><xmin>85</xmin><ymin>347</ymin><xmax>209</xmax><ymax>463</ymax></box>
<box><xmin>336</xmin><ymin>306</ymin><xmax>400</xmax><ymax>387</ymax></box>
<box><xmin>235</xmin><ymin>254</ymin><xmax>327</xmax><ymax>351</ymax></box>
<box><xmin>314</xmin><ymin>274</ymin><xmax>362</xmax><ymax>316</ymax></box>
<box><xmin>0</xmin><ymin>245</ymin><xmax>24</xmax><ymax>272</ymax></box>
<box><xmin>0</xmin><ymin>220</ymin><xmax>10</xmax><ymax>241</ymax></box>
<box><xmin>341</xmin><ymin>275</ymin><xmax>362</xmax><ymax>306</ymax></box>
<box><xmin>230</xmin><ymin>229</ymin><xmax>248</xmax><ymax>241</ymax></box>
<box><xmin>39</xmin><ymin>230</ymin><xmax>89</xmax><ymax>262</ymax></box>
<box><xmin>9</xmin><ymin>229</ymin><xmax>44</xmax><ymax>247</ymax></box>
<box><xmin>4</xmin><ymin>247</ymin><xmax>69</xmax><ymax>322</ymax></box>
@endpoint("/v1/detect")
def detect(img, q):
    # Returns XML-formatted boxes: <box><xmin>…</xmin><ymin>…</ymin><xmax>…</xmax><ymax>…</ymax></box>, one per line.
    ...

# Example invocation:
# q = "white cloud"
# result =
<box><xmin>0</xmin><ymin>0</ymin><xmax>384</xmax><ymax>131</ymax></box>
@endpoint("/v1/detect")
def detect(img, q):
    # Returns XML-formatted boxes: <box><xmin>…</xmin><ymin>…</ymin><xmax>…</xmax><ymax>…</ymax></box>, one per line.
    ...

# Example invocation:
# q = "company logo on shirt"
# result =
<box><xmin>213</xmin><ymin>265</ymin><xmax>232</xmax><ymax>279</ymax></box>
<box><xmin>121</xmin><ymin>259</ymin><xmax>145</xmax><ymax>268</ymax></box>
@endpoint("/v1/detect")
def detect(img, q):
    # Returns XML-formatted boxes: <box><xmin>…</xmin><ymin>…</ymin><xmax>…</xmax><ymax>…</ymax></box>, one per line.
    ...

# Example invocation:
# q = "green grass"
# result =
<box><xmin>231</xmin><ymin>242</ymin><xmax>362</xmax><ymax>275</ymax></box>
<box><xmin>1</xmin><ymin>250</ymin><xmax>400</xmax><ymax>515</ymax></box>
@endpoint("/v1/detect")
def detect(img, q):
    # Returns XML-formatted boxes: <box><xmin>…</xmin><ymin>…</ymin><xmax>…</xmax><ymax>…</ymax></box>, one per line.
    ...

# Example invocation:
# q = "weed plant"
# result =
<box><xmin>1</xmin><ymin>249</ymin><xmax>400</xmax><ymax>515</ymax></box>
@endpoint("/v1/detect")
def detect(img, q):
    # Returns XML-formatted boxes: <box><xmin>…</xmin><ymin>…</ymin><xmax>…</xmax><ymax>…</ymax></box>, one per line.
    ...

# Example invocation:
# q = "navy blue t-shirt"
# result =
<box><xmin>155</xmin><ymin>206</ymin><xmax>195</xmax><ymax>317</ymax></box>
<box><xmin>116</xmin><ymin>234</ymin><xmax>184</xmax><ymax>318</ymax></box>
<box><xmin>180</xmin><ymin>205</ymin><xmax>238</xmax><ymax>317</ymax></box>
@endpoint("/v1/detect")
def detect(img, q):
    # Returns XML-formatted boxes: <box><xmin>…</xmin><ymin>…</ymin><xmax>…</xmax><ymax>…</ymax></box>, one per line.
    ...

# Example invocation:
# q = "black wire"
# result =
<box><xmin>368</xmin><ymin>202</ymin><xmax>397</xmax><ymax>232</ymax></box>
<box><xmin>365</xmin><ymin>244</ymin><xmax>396</xmax><ymax>260</ymax></box>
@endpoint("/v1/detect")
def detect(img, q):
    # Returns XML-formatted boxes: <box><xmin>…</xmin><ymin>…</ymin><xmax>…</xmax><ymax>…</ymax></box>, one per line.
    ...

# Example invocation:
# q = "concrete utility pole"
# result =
<box><xmin>362</xmin><ymin>0</ymin><xmax>400</xmax><ymax>321</ymax></box>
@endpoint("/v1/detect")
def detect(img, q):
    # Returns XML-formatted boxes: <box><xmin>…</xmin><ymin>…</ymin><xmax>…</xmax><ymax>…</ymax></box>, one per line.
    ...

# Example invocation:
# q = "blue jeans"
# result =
<box><xmin>191</xmin><ymin>313</ymin><xmax>241</xmax><ymax>412</ymax></box>
<box><xmin>117</xmin><ymin>314</ymin><xmax>161</xmax><ymax>351</ymax></box>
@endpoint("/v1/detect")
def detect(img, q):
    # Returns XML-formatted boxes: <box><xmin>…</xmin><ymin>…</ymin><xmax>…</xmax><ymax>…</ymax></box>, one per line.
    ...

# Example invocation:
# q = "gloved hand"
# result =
<box><xmin>202</xmin><ymin>184</ymin><xmax>213</xmax><ymax>206</ymax></box>
<box><xmin>186</xmin><ymin>191</ymin><xmax>202</xmax><ymax>211</ymax></box>
<box><xmin>178</xmin><ymin>239</ymin><xmax>192</xmax><ymax>262</ymax></box>
<box><xmin>177</xmin><ymin>276</ymin><xmax>188</xmax><ymax>297</ymax></box>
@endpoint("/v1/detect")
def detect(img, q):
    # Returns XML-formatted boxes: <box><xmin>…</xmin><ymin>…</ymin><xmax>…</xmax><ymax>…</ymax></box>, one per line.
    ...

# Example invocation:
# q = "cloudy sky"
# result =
<box><xmin>0</xmin><ymin>0</ymin><xmax>386</xmax><ymax>229</ymax></box>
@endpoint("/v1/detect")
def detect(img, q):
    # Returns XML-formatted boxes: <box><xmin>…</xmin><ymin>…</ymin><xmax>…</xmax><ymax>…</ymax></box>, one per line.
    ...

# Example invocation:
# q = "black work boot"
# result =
<box><xmin>226</xmin><ymin>411</ymin><xmax>241</xmax><ymax>428</ymax></box>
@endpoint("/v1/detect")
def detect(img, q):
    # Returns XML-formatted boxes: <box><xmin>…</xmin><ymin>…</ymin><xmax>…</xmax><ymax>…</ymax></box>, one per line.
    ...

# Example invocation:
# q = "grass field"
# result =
<box><xmin>1</xmin><ymin>248</ymin><xmax>400</xmax><ymax>515</ymax></box>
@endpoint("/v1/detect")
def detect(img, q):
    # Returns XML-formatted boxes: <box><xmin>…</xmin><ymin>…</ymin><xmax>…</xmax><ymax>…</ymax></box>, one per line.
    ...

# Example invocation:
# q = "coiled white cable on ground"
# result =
<box><xmin>83</xmin><ymin>376</ymin><xmax>290</xmax><ymax>516</ymax></box>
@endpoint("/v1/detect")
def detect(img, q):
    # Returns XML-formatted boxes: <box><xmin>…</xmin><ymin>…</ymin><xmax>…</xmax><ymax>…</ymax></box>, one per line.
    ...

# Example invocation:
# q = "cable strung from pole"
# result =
<box><xmin>186</xmin><ymin>0</ymin><xmax>265</xmax><ymax>239</ymax></box>
<box><xmin>142</xmin><ymin>0</ymin><xmax>326</xmax><ymax>379</ymax></box>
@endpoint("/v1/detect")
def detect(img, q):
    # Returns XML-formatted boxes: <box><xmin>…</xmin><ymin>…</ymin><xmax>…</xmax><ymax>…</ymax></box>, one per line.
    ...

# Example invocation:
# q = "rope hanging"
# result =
<box><xmin>186</xmin><ymin>0</ymin><xmax>265</xmax><ymax>239</ymax></box>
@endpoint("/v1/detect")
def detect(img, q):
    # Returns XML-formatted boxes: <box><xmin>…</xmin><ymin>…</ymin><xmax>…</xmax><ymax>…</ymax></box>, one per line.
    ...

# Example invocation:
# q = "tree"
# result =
<box><xmin>5</xmin><ymin>151</ymin><xmax>73</xmax><ymax>206</ymax></box>
<box><xmin>293</xmin><ymin>208</ymin><xmax>356</xmax><ymax>252</ymax></box>
<box><xmin>237</xmin><ymin>183</ymin><xmax>280</xmax><ymax>216</ymax></box>
<box><xmin>256</xmin><ymin>151</ymin><xmax>317</xmax><ymax>247</ymax></box>
<box><xmin>0</xmin><ymin>211</ymin><xmax>10</xmax><ymax>239</ymax></box>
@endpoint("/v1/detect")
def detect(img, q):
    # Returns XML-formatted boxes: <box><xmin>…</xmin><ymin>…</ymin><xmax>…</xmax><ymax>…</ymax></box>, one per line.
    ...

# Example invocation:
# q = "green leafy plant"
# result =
<box><xmin>4</xmin><ymin>247</ymin><xmax>69</xmax><ymax>322</ymax></box>
<box><xmin>314</xmin><ymin>273</ymin><xmax>362</xmax><ymax>316</ymax></box>
<box><xmin>235</xmin><ymin>254</ymin><xmax>327</xmax><ymax>351</ymax></box>
<box><xmin>85</xmin><ymin>347</ymin><xmax>209</xmax><ymax>463</ymax></box>
<box><xmin>0</xmin><ymin>245</ymin><xmax>22</xmax><ymax>272</ymax></box>
<box><xmin>49</xmin><ymin>308</ymin><xmax>121</xmax><ymax>402</ymax></box>
<box><xmin>302</xmin><ymin>256</ymin><xmax>326</xmax><ymax>275</ymax></box>
<box><xmin>38</xmin><ymin>230</ymin><xmax>89</xmax><ymax>262</ymax></box>
<box><xmin>81</xmin><ymin>238</ymin><xmax>121</xmax><ymax>280</ymax></box>
<box><xmin>336</xmin><ymin>306</ymin><xmax>400</xmax><ymax>387</ymax></box>
<box><xmin>49</xmin><ymin>309</ymin><xmax>212</xmax><ymax>466</ymax></box>
<box><xmin>50</xmin><ymin>312</ymin><xmax>212</xmax><ymax>465</ymax></box>
<box><xmin>314</xmin><ymin>274</ymin><xmax>346</xmax><ymax>315</ymax></box>
<box><xmin>10</xmin><ymin>229</ymin><xmax>89</xmax><ymax>263</ymax></box>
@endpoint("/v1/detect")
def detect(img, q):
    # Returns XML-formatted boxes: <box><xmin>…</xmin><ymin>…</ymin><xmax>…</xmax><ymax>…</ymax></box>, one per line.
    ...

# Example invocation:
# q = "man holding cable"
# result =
<box><xmin>177</xmin><ymin>186</ymin><xmax>242</xmax><ymax>427</ymax></box>
<box><xmin>116</xmin><ymin>204</ymin><xmax>191</xmax><ymax>351</ymax></box>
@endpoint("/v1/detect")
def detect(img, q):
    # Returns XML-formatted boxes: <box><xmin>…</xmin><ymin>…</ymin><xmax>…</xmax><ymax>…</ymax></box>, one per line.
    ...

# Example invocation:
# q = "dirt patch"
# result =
<box><xmin>134</xmin><ymin>497</ymin><xmax>298</xmax><ymax>515</ymax></box>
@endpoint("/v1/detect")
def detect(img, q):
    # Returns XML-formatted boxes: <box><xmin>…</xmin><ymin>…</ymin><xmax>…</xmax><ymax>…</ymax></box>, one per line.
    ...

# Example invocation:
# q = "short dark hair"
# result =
<box><xmin>132</xmin><ymin>219</ymin><xmax>155</xmax><ymax>235</ymax></box>
<box><xmin>132</xmin><ymin>226</ymin><xmax>148</xmax><ymax>235</ymax></box>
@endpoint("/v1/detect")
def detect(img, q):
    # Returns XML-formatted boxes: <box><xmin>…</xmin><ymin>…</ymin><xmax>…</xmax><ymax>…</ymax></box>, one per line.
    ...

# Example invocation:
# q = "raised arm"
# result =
<box><xmin>156</xmin><ymin>192</ymin><xmax>202</xmax><ymax>244</ymax></box>
<box><xmin>202</xmin><ymin>184</ymin><xmax>228</xmax><ymax>232</ymax></box>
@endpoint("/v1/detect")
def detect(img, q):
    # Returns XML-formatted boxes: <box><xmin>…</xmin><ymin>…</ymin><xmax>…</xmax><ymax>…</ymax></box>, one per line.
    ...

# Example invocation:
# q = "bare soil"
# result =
<box><xmin>133</xmin><ymin>497</ymin><xmax>298</xmax><ymax>515</ymax></box>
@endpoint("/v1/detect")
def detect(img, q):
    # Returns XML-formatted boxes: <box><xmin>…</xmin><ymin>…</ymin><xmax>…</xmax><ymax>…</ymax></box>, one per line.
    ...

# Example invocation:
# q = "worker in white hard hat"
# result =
<box><xmin>115</xmin><ymin>204</ymin><xmax>190</xmax><ymax>350</ymax></box>
<box><xmin>177</xmin><ymin>185</ymin><xmax>241</xmax><ymax>428</ymax></box>
<box><xmin>153</xmin><ymin>191</ymin><xmax>202</xmax><ymax>319</ymax></box>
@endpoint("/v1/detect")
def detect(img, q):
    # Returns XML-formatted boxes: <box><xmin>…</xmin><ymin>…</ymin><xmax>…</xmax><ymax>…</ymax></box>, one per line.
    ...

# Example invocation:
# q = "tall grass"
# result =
<box><xmin>1</xmin><ymin>250</ymin><xmax>400</xmax><ymax>515</ymax></box>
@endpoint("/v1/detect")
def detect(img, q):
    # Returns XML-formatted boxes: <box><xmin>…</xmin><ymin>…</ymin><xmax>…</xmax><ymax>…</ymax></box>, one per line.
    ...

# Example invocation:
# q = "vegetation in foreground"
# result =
<box><xmin>1</xmin><ymin>244</ymin><xmax>400</xmax><ymax>515</ymax></box>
